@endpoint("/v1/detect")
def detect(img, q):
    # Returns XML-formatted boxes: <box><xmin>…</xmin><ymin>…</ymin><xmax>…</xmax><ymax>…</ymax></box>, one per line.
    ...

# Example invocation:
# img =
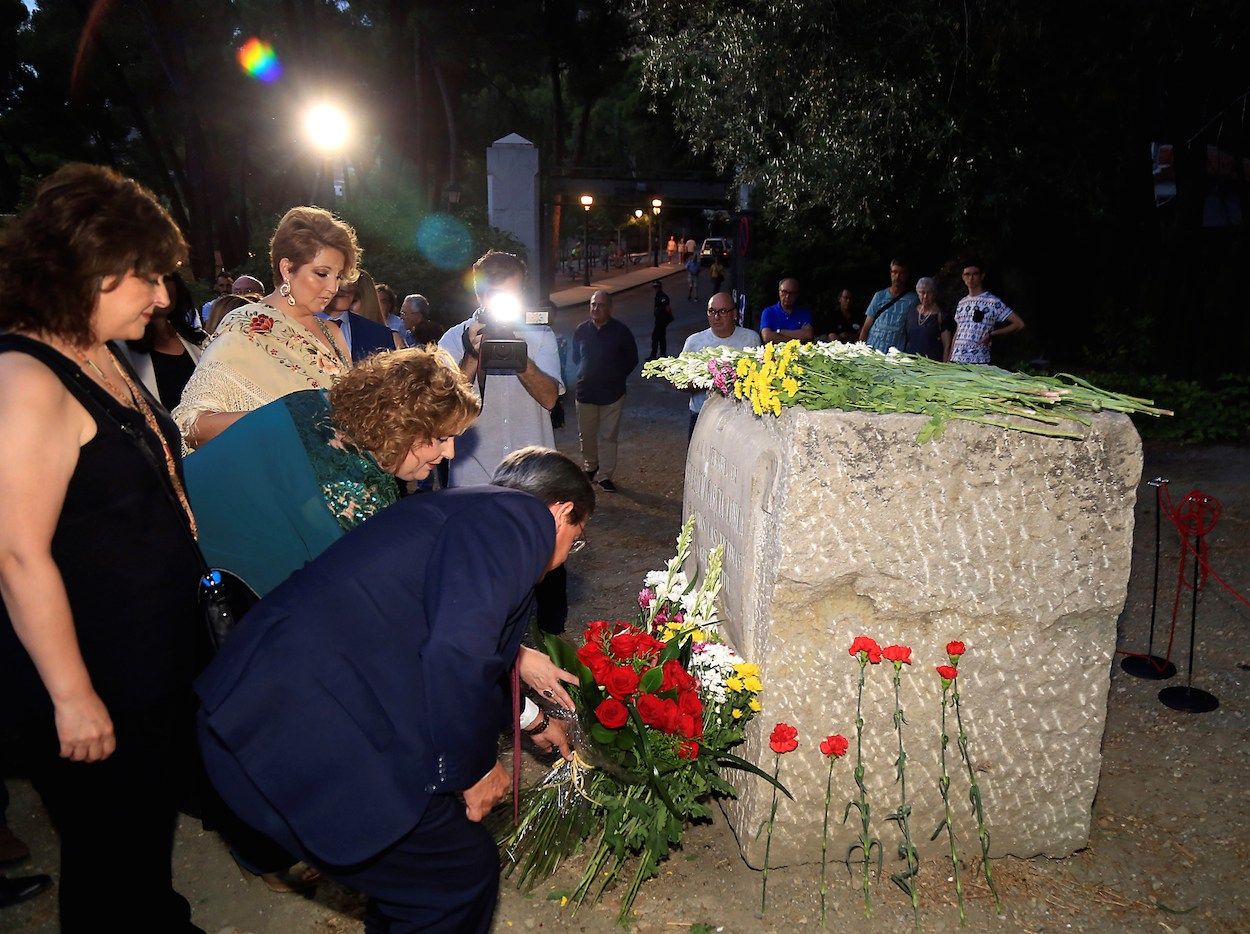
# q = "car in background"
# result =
<box><xmin>699</xmin><ymin>237</ymin><xmax>732</xmax><ymax>267</ymax></box>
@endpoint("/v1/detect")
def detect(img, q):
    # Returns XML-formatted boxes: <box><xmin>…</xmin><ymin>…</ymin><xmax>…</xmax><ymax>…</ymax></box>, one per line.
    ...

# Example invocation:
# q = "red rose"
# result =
<box><xmin>609</xmin><ymin>632</ymin><xmax>642</xmax><ymax>659</ymax></box>
<box><xmin>847</xmin><ymin>635</ymin><xmax>882</xmax><ymax>664</ymax></box>
<box><xmin>946</xmin><ymin>641</ymin><xmax>966</xmax><ymax>658</ymax></box>
<box><xmin>660</xmin><ymin>660</ymin><xmax>686</xmax><ymax>692</ymax></box>
<box><xmin>677</xmin><ymin>711</ymin><xmax>703</xmax><ymax>739</ymax></box>
<box><xmin>677</xmin><ymin>690</ymin><xmax>703</xmax><ymax>717</ymax></box>
<box><xmin>882</xmin><ymin>644</ymin><xmax>912</xmax><ymax>666</ymax></box>
<box><xmin>636</xmin><ymin>693</ymin><xmax>674</xmax><ymax>731</ymax></box>
<box><xmin>769</xmin><ymin>722</ymin><xmax>799</xmax><ymax>754</ymax></box>
<box><xmin>248</xmin><ymin>313</ymin><xmax>274</xmax><ymax>334</ymax></box>
<box><xmin>583</xmin><ymin>620</ymin><xmax>610</xmax><ymax>644</ymax></box>
<box><xmin>820</xmin><ymin>734</ymin><xmax>849</xmax><ymax>758</ymax></box>
<box><xmin>576</xmin><ymin>643</ymin><xmax>613</xmax><ymax>682</ymax></box>
<box><xmin>936</xmin><ymin>665</ymin><xmax>959</xmax><ymax>681</ymax></box>
<box><xmin>635</xmin><ymin>634</ymin><xmax>664</xmax><ymax>660</ymax></box>
<box><xmin>676</xmin><ymin>740</ymin><xmax>699</xmax><ymax>760</ymax></box>
<box><xmin>604</xmin><ymin>665</ymin><xmax>641</xmax><ymax>700</ymax></box>
<box><xmin>594</xmin><ymin>697</ymin><xmax>629</xmax><ymax>730</ymax></box>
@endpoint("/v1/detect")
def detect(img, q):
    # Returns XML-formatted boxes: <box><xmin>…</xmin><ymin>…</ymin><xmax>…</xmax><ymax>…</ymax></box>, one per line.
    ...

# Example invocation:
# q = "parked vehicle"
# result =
<box><xmin>699</xmin><ymin>237</ymin><xmax>732</xmax><ymax>267</ymax></box>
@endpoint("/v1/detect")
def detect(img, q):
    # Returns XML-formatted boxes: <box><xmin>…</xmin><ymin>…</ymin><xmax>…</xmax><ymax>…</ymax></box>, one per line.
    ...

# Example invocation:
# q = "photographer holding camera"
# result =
<box><xmin>438</xmin><ymin>251</ymin><xmax>563</xmax><ymax>488</ymax></box>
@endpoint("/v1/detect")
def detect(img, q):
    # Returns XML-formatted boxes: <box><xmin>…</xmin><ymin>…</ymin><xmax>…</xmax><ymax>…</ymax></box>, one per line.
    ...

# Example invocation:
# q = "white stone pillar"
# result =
<box><xmin>684</xmin><ymin>397</ymin><xmax>1142</xmax><ymax>867</ymax></box>
<box><xmin>486</xmin><ymin>133</ymin><xmax>540</xmax><ymax>275</ymax></box>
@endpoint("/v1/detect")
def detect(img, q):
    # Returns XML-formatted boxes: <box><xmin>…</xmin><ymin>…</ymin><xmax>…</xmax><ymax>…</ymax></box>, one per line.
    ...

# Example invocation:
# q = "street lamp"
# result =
<box><xmin>303</xmin><ymin>101</ymin><xmax>351</xmax><ymax>203</ymax></box>
<box><xmin>580</xmin><ymin>194</ymin><xmax>594</xmax><ymax>286</ymax></box>
<box><xmin>634</xmin><ymin>209</ymin><xmax>648</xmax><ymax>265</ymax></box>
<box><xmin>651</xmin><ymin>198</ymin><xmax>663</xmax><ymax>267</ymax></box>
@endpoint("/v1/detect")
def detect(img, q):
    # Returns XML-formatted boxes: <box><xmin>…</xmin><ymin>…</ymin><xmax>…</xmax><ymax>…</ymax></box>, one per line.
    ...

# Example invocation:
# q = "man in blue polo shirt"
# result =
<box><xmin>759</xmin><ymin>278</ymin><xmax>815</xmax><ymax>343</ymax></box>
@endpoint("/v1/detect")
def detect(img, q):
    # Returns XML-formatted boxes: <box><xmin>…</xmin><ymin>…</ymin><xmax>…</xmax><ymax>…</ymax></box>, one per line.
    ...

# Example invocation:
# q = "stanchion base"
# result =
<box><xmin>1120</xmin><ymin>655</ymin><xmax>1177</xmax><ymax>680</ymax></box>
<box><xmin>1158</xmin><ymin>685</ymin><xmax>1219</xmax><ymax>713</ymax></box>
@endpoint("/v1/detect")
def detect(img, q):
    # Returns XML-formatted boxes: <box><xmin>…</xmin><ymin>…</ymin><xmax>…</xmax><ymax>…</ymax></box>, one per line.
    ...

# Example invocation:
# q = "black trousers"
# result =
<box><xmin>534</xmin><ymin>564</ymin><xmax>568</xmax><ymax>635</ymax></box>
<box><xmin>323</xmin><ymin>794</ymin><xmax>498</xmax><ymax>933</ymax></box>
<box><xmin>650</xmin><ymin>322</ymin><xmax>670</xmax><ymax>359</ymax></box>
<box><xmin>26</xmin><ymin>702</ymin><xmax>200</xmax><ymax>932</ymax></box>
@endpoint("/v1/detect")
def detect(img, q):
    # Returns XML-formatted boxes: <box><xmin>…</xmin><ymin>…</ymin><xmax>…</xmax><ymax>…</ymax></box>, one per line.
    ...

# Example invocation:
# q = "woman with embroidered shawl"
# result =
<box><xmin>172</xmin><ymin>206</ymin><xmax>360</xmax><ymax>449</ymax></box>
<box><xmin>183</xmin><ymin>347</ymin><xmax>479</xmax><ymax>597</ymax></box>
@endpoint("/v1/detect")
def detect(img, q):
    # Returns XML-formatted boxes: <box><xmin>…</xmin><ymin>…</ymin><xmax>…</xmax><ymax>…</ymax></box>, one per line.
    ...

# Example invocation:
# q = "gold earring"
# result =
<box><xmin>279</xmin><ymin>281</ymin><xmax>296</xmax><ymax>307</ymax></box>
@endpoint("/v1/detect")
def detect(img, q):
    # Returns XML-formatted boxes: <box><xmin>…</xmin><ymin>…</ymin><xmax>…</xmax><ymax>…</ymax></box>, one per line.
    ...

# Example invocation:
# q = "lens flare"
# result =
<box><xmin>416</xmin><ymin>214</ymin><xmax>473</xmax><ymax>271</ymax></box>
<box><xmin>304</xmin><ymin>102</ymin><xmax>351</xmax><ymax>153</ymax></box>
<box><xmin>237</xmin><ymin>38</ymin><xmax>282</xmax><ymax>83</ymax></box>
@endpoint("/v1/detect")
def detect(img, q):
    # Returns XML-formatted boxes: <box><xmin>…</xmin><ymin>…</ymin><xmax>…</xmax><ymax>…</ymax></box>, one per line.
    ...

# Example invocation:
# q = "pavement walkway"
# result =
<box><xmin>549</xmin><ymin>260</ymin><xmax>684</xmax><ymax>309</ymax></box>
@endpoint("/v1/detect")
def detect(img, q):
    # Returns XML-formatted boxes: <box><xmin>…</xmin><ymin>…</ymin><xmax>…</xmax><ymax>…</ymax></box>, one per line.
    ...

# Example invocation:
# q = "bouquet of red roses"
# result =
<box><xmin>497</xmin><ymin>519</ymin><xmax>784</xmax><ymax>920</ymax></box>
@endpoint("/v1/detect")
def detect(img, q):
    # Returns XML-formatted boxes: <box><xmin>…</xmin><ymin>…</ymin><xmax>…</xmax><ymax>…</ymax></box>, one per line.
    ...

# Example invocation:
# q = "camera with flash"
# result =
<box><xmin>474</xmin><ymin>291</ymin><xmax>550</xmax><ymax>373</ymax></box>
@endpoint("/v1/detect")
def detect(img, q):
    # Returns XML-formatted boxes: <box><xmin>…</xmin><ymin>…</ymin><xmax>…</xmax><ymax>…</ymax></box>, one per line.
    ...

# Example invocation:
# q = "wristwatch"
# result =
<box><xmin>523</xmin><ymin>710</ymin><xmax>551</xmax><ymax>736</ymax></box>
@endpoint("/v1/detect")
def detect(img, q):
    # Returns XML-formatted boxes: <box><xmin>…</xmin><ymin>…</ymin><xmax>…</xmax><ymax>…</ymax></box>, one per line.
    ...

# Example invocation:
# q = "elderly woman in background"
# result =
<box><xmin>116</xmin><ymin>272</ymin><xmax>207</xmax><ymax>410</ymax></box>
<box><xmin>0</xmin><ymin>164</ymin><xmax>204</xmax><ymax>930</ymax></box>
<box><xmin>185</xmin><ymin>347</ymin><xmax>477</xmax><ymax>597</ymax></box>
<box><xmin>901</xmin><ymin>276</ymin><xmax>953</xmax><ymax>361</ymax></box>
<box><xmin>172</xmin><ymin>206</ymin><xmax>360</xmax><ymax>449</ymax></box>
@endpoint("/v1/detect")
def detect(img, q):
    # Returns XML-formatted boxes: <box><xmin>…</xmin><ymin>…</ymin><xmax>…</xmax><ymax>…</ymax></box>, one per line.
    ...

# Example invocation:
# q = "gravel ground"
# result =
<box><xmin>4</xmin><ymin>272</ymin><xmax>1247</xmax><ymax>932</ymax></box>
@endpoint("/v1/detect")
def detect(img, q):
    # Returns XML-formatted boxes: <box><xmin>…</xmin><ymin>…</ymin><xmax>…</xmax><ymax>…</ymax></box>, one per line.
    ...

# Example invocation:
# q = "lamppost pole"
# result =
<box><xmin>651</xmin><ymin>198</ymin><xmax>663</xmax><ymax>267</ymax></box>
<box><xmin>580</xmin><ymin>195</ymin><xmax>593</xmax><ymax>287</ymax></box>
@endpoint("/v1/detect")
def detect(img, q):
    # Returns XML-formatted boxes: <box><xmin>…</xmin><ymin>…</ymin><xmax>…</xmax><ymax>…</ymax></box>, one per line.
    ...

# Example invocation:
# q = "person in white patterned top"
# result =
<box><xmin>948</xmin><ymin>260</ymin><xmax>1025</xmax><ymax>364</ymax></box>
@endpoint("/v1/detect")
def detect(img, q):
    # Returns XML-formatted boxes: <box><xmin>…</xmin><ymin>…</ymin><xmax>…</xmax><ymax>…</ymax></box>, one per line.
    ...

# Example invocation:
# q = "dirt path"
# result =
<box><xmin>4</xmin><ymin>273</ymin><xmax>1247</xmax><ymax>932</ymax></box>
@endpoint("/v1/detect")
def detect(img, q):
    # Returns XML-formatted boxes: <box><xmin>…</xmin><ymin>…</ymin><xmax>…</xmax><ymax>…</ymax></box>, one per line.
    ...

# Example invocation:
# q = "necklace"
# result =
<box><xmin>82</xmin><ymin>347</ymin><xmax>199</xmax><ymax>538</ymax></box>
<box><xmin>75</xmin><ymin>348</ymin><xmax>135</xmax><ymax>407</ymax></box>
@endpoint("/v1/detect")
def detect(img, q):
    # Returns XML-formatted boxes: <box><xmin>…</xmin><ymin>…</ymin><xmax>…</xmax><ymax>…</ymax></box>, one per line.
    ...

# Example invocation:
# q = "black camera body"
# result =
<box><xmin>476</xmin><ymin>308</ymin><xmax>528</xmax><ymax>373</ymax></box>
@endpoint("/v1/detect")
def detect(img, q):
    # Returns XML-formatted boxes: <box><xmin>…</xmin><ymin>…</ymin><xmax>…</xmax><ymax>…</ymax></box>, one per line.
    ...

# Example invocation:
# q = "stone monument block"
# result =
<box><xmin>684</xmin><ymin>396</ymin><xmax>1142</xmax><ymax>867</ymax></box>
<box><xmin>486</xmin><ymin>133</ymin><xmax>540</xmax><ymax>272</ymax></box>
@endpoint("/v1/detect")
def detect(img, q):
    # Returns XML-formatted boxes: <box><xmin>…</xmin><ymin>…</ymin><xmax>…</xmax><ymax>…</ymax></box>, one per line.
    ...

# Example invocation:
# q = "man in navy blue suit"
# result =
<box><xmin>196</xmin><ymin>448</ymin><xmax>594</xmax><ymax>932</ymax></box>
<box><xmin>318</xmin><ymin>282</ymin><xmax>399</xmax><ymax>361</ymax></box>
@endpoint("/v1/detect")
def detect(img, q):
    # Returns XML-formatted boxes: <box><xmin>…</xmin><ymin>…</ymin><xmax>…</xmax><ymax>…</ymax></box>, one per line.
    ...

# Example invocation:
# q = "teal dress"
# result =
<box><xmin>185</xmin><ymin>390</ymin><xmax>400</xmax><ymax>596</ymax></box>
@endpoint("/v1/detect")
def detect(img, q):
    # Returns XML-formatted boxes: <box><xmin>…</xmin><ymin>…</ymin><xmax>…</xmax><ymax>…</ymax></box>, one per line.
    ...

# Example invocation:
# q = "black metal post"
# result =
<box><xmin>1121</xmin><ymin>478</ymin><xmax>1176</xmax><ymax>679</ymax></box>
<box><xmin>582</xmin><ymin>211</ymin><xmax>590</xmax><ymax>287</ymax></box>
<box><xmin>1159</xmin><ymin>499</ymin><xmax>1219</xmax><ymax>712</ymax></box>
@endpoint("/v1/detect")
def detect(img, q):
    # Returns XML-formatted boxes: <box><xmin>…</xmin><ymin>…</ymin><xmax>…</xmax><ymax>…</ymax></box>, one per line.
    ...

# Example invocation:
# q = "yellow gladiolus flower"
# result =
<box><xmin>749</xmin><ymin>698</ymin><xmax>762</xmax><ymax>712</ymax></box>
<box><xmin>744</xmin><ymin>675</ymin><xmax>763</xmax><ymax>693</ymax></box>
<box><xmin>735</xmin><ymin>358</ymin><xmax>750</xmax><ymax>377</ymax></box>
<box><xmin>782</xmin><ymin>376</ymin><xmax>799</xmax><ymax>396</ymax></box>
<box><xmin>734</xmin><ymin>663</ymin><xmax>760</xmax><ymax>676</ymax></box>
<box><xmin>731</xmin><ymin>708</ymin><xmax>743</xmax><ymax>719</ymax></box>
<box><xmin>726</xmin><ymin>676</ymin><xmax>744</xmax><ymax>692</ymax></box>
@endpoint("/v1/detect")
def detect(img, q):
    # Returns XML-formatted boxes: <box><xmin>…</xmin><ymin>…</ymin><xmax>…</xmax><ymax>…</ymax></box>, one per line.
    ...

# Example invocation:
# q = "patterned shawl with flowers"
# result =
<box><xmin>171</xmin><ymin>302</ymin><xmax>349</xmax><ymax>446</ymax></box>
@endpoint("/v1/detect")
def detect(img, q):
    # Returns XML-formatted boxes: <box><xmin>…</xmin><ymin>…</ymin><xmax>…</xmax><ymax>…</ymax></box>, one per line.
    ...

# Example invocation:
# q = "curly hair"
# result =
<box><xmin>327</xmin><ymin>346</ymin><xmax>480</xmax><ymax>471</ymax></box>
<box><xmin>269</xmin><ymin>206</ymin><xmax>361</xmax><ymax>288</ymax></box>
<box><xmin>0</xmin><ymin>163</ymin><xmax>188</xmax><ymax>347</ymax></box>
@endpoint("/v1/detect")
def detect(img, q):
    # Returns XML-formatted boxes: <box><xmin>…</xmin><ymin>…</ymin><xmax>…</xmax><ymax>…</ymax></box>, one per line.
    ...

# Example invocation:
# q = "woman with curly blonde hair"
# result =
<box><xmin>184</xmin><ymin>347</ymin><xmax>479</xmax><ymax>597</ymax></box>
<box><xmin>173</xmin><ymin>206</ymin><xmax>361</xmax><ymax>450</ymax></box>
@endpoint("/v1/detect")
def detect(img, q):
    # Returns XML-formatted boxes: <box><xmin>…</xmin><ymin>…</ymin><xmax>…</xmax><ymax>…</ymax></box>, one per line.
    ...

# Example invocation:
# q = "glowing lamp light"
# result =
<box><xmin>652</xmin><ymin>197</ymin><xmax>662</xmax><ymax>216</ymax></box>
<box><xmin>304</xmin><ymin>102</ymin><xmax>351</xmax><ymax>154</ymax></box>
<box><xmin>237</xmin><ymin>38</ymin><xmax>282</xmax><ymax>82</ymax></box>
<box><xmin>634</xmin><ymin>209</ymin><xmax>643</xmax><ymax>219</ymax></box>
<box><xmin>580</xmin><ymin>194</ymin><xmax>594</xmax><ymax>211</ymax></box>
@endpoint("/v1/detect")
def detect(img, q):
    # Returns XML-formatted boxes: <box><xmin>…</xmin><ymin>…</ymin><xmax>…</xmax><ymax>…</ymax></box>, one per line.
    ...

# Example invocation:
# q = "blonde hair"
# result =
<box><xmin>328</xmin><ymin>346</ymin><xmax>480</xmax><ymax>471</ymax></box>
<box><xmin>269</xmin><ymin>206</ymin><xmax>361</xmax><ymax>287</ymax></box>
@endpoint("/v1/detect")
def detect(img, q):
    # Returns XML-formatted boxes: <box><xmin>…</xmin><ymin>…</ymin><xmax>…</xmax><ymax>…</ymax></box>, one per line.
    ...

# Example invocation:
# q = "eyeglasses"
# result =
<box><xmin>779</xmin><ymin>289</ymin><xmax>798</xmax><ymax>296</ymax></box>
<box><xmin>570</xmin><ymin>539</ymin><xmax>586</xmax><ymax>554</ymax></box>
<box><xmin>708</xmin><ymin>308</ymin><xmax>735</xmax><ymax>317</ymax></box>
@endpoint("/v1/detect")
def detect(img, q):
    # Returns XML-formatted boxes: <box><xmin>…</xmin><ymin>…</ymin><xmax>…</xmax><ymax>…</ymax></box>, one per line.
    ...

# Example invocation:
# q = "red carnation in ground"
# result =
<box><xmin>882</xmin><ymin>644</ymin><xmax>912</xmax><ymax>665</ymax></box>
<box><xmin>594</xmin><ymin>697</ymin><xmax>628</xmax><ymax>729</ymax></box>
<box><xmin>936</xmin><ymin>665</ymin><xmax>959</xmax><ymax>682</ymax></box>
<box><xmin>769</xmin><ymin>722</ymin><xmax>799</xmax><ymax>754</ymax></box>
<box><xmin>946</xmin><ymin>641</ymin><xmax>966</xmax><ymax>658</ymax></box>
<box><xmin>677</xmin><ymin>740</ymin><xmax>699</xmax><ymax>760</ymax></box>
<box><xmin>820</xmin><ymin>734</ymin><xmax>849</xmax><ymax>758</ymax></box>
<box><xmin>848</xmin><ymin>635</ymin><xmax>882</xmax><ymax>664</ymax></box>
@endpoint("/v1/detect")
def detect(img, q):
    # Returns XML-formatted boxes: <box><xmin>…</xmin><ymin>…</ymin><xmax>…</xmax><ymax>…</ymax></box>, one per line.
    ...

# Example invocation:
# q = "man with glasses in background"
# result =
<box><xmin>759</xmin><ymin>277</ymin><xmax>814</xmax><ymax>344</ymax></box>
<box><xmin>680</xmin><ymin>292</ymin><xmax>761</xmax><ymax>438</ymax></box>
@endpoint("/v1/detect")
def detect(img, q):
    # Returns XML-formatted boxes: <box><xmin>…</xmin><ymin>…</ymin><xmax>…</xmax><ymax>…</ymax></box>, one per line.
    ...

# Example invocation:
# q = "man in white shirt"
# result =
<box><xmin>949</xmin><ymin>260</ymin><xmax>1025</xmax><ymax>364</ymax></box>
<box><xmin>680</xmin><ymin>292</ymin><xmax>761</xmax><ymax>438</ymax></box>
<box><xmin>438</xmin><ymin>251</ymin><xmax>563</xmax><ymax>487</ymax></box>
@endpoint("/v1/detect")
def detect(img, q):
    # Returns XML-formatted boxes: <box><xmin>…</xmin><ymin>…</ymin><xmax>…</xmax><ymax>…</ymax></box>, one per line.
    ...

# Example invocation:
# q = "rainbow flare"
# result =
<box><xmin>237</xmin><ymin>38</ymin><xmax>282</xmax><ymax>83</ymax></box>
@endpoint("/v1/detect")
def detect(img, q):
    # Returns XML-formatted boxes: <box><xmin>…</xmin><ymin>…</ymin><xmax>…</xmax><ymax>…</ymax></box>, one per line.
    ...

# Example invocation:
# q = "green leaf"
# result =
<box><xmin>714</xmin><ymin>750</ymin><xmax>793</xmax><ymax>799</ymax></box>
<box><xmin>639</xmin><ymin>665</ymin><xmax>663</xmax><ymax>694</ymax></box>
<box><xmin>590</xmin><ymin>723</ymin><xmax>617</xmax><ymax>744</ymax></box>
<box><xmin>544</xmin><ymin>631</ymin><xmax>594</xmax><ymax>690</ymax></box>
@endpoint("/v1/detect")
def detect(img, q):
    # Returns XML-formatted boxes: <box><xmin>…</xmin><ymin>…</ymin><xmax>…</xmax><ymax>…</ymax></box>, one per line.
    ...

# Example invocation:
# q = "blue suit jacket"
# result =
<box><xmin>347</xmin><ymin>310</ymin><xmax>397</xmax><ymax>361</ymax></box>
<box><xmin>195</xmin><ymin>486</ymin><xmax>554</xmax><ymax>866</ymax></box>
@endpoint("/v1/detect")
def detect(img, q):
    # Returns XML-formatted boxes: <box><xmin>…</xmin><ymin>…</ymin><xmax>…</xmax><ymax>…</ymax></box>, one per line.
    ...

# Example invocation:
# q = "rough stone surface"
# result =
<box><xmin>683</xmin><ymin>397</ymin><xmax>1143</xmax><ymax>868</ymax></box>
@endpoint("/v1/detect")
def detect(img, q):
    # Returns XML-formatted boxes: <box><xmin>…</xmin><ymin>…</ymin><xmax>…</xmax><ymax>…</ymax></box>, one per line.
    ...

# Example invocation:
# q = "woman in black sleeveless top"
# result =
<box><xmin>0</xmin><ymin>165</ymin><xmax>205</xmax><ymax>931</ymax></box>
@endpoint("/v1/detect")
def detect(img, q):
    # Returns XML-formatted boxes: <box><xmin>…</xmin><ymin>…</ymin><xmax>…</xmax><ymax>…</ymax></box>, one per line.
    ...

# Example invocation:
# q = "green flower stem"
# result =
<box><xmin>820</xmin><ymin>754</ymin><xmax>835</xmax><ymax>926</ymax></box>
<box><xmin>845</xmin><ymin>657</ymin><xmax>877</xmax><ymax>918</ymax></box>
<box><xmin>890</xmin><ymin>663</ymin><xmax>920</xmax><ymax>927</ymax></box>
<box><xmin>761</xmin><ymin>755</ymin><xmax>781</xmax><ymax>914</ymax></box>
<box><xmin>937</xmin><ymin>682</ymin><xmax>966</xmax><ymax>925</ymax></box>
<box><xmin>953</xmin><ymin>683</ymin><xmax>1003</xmax><ymax>915</ymax></box>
